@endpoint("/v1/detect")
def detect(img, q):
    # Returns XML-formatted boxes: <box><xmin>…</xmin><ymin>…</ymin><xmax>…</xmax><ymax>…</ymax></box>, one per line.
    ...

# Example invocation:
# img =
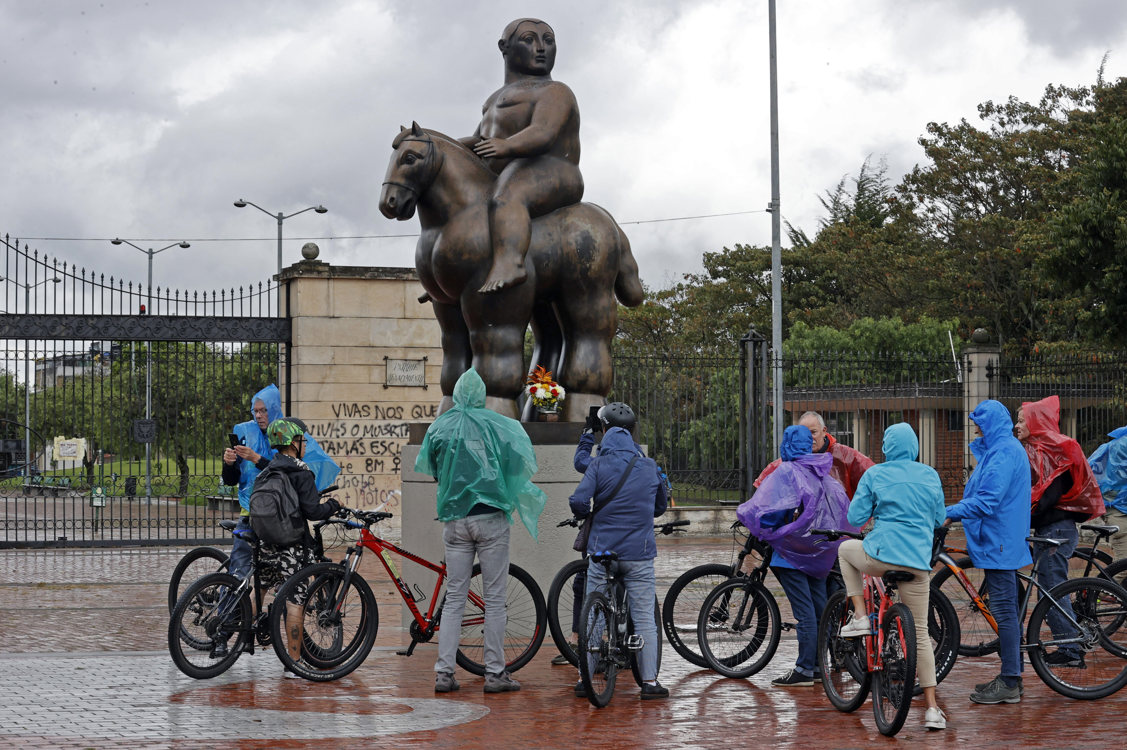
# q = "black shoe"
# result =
<box><xmin>771</xmin><ymin>669</ymin><xmax>815</xmax><ymax>687</ymax></box>
<box><xmin>1044</xmin><ymin>651</ymin><xmax>1085</xmax><ymax>668</ymax></box>
<box><xmin>574</xmin><ymin>680</ymin><xmax>587</xmax><ymax>697</ymax></box>
<box><xmin>640</xmin><ymin>681</ymin><xmax>669</xmax><ymax>699</ymax></box>
<box><xmin>974</xmin><ymin>675</ymin><xmax>1025</xmax><ymax>696</ymax></box>
<box><xmin>970</xmin><ymin>676</ymin><xmax>1022</xmax><ymax>704</ymax></box>
<box><xmin>209</xmin><ymin>640</ymin><xmax>229</xmax><ymax>659</ymax></box>
<box><xmin>551</xmin><ymin>652</ymin><xmax>572</xmax><ymax>666</ymax></box>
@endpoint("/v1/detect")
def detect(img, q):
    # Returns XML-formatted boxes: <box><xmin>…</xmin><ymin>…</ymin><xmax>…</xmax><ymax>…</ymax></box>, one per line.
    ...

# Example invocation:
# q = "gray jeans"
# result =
<box><xmin>435</xmin><ymin>511</ymin><xmax>510</xmax><ymax>675</ymax></box>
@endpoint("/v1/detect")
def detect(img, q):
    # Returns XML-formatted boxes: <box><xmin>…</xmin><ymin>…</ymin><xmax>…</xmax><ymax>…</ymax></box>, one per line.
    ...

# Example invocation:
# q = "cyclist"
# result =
<box><xmin>1089</xmin><ymin>425</ymin><xmax>1127</xmax><ymax>560</ymax></box>
<box><xmin>836</xmin><ymin>422</ymin><xmax>947</xmax><ymax>731</ymax></box>
<box><xmin>569</xmin><ymin>407</ymin><xmax>669</xmax><ymax>699</ymax></box>
<box><xmin>738</xmin><ymin>424</ymin><xmax>854</xmax><ymax>688</ymax></box>
<box><xmin>1015</xmin><ymin>395</ymin><xmax>1104</xmax><ymax>668</ymax></box>
<box><xmin>944</xmin><ymin>400</ymin><xmax>1032</xmax><ymax>705</ymax></box>
<box><xmin>753</xmin><ymin>411</ymin><xmax>874</xmax><ymax>498</ymax></box>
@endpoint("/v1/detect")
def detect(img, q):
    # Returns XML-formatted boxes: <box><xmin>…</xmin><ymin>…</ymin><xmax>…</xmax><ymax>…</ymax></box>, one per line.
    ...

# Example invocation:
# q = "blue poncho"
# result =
<box><xmin>1089</xmin><ymin>426</ymin><xmax>1127</xmax><ymax>513</ymax></box>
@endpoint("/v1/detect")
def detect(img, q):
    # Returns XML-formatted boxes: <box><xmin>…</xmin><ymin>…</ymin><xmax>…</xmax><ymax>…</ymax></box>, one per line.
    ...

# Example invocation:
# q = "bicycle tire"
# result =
<box><xmin>818</xmin><ymin>590</ymin><xmax>870</xmax><ymax>712</ymax></box>
<box><xmin>872</xmin><ymin>602</ymin><xmax>916</xmax><ymax>737</ymax></box>
<box><xmin>931</xmin><ymin>556</ymin><xmax>1026</xmax><ymax>656</ymax></box>
<box><xmin>697</xmin><ymin>577</ymin><xmax>781</xmax><ymax>679</ymax></box>
<box><xmin>928</xmin><ymin>585</ymin><xmax>960</xmax><ymax>685</ymax></box>
<box><xmin>546</xmin><ymin>558</ymin><xmax>588</xmax><ymax>667</ymax></box>
<box><xmin>168</xmin><ymin>572</ymin><xmax>251</xmax><ymax>679</ymax></box>
<box><xmin>1026</xmin><ymin>577</ymin><xmax>1127</xmax><ymax>700</ymax></box>
<box><xmin>661</xmin><ymin>563</ymin><xmax>733</xmax><ymax>668</ymax></box>
<box><xmin>578</xmin><ymin>591</ymin><xmax>617</xmax><ymax>707</ymax></box>
<box><xmin>168</xmin><ymin>546</ymin><xmax>229</xmax><ymax>613</ymax></box>
<box><xmin>628</xmin><ymin>597</ymin><xmax>663</xmax><ymax>686</ymax></box>
<box><xmin>453</xmin><ymin>562</ymin><xmax>547</xmax><ymax>676</ymax></box>
<box><xmin>1101</xmin><ymin>557</ymin><xmax>1127</xmax><ymax>591</ymax></box>
<box><xmin>269</xmin><ymin>562</ymin><xmax>379</xmax><ymax>682</ymax></box>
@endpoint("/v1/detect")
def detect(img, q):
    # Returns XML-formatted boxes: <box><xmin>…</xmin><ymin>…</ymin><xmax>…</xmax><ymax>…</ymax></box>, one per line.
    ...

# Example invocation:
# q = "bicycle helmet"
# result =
<box><xmin>597</xmin><ymin>402</ymin><xmax>636</xmax><ymax>430</ymax></box>
<box><xmin>267</xmin><ymin>417</ymin><xmax>307</xmax><ymax>448</ymax></box>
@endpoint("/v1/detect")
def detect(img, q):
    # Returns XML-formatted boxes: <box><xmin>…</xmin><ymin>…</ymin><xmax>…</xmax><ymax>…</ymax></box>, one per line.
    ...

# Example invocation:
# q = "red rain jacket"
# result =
<box><xmin>1022</xmin><ymin>395</ymin><xmax>1104</xmax><ymax>520</ymax></box>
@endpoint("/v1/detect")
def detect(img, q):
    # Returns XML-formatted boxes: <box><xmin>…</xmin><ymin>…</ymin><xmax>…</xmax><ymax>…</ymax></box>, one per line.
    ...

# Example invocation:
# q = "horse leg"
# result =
<box><xmin>521</xmin><ymin>301</ymin><xmax>565</xmax><ymax>421</ymax></box>
<box><xmin>432</xmin><ymin>300</ymin><xmax>472</xmax><ymax>415</ymax></box>
<box><xmin>462</xmin><ymin>287</ymin><xmax>534</xmax><ymax>419</ymax></box>
<box><xmin>555</xmin><ymin>286</ymin><xmax>617</xmax><ymax>423</ymax></box>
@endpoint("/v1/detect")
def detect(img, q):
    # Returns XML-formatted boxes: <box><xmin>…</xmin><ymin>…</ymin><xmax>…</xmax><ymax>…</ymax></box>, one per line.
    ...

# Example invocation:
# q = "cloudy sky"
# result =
<box><xmin>2</xmin><ymin>0</ymin><xmax>1126</xmax><ymax>298</ymax></box>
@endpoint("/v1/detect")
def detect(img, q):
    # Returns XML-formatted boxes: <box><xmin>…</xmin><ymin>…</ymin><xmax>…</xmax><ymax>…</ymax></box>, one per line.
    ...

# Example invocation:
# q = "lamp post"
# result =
<box><xmin>233</xmin><ymin>199</ymin><xmax>328</xmax><ymax>387</ymax></box>
<box><xmin>0</xmin><ymin>276</ymin><xmax>62</xmax><ymax>480</ymax></box>
<box><xmin>110</xmin><ymin>239</ymin><xmax>191</xmax><ymax>500</ymax></box>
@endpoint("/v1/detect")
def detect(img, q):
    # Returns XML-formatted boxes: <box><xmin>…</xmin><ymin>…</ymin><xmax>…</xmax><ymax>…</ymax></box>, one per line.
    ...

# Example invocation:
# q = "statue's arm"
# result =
<box><xmin>473</xmin><ymin>83</ymin><xmax>577</xmax><ymax>159</ymax></box>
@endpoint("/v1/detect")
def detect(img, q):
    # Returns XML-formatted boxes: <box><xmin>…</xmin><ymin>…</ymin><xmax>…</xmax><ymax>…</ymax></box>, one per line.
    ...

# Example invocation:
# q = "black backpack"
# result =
<box><xmin>248</xmin><ymin>465</ymin><xmax>304</xmax><ymax>546</ymax></box>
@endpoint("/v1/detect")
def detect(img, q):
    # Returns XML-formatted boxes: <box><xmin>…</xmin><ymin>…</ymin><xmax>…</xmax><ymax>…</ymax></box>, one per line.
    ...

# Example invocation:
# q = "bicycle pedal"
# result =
<box><xmin>781</xmin><ymin>622</ymin><xmax>796</xmax><ymax>632</ymax></box>
<box><xmin>626</xmin><ymin>634</ymin><xmax>645</xmax><ymax>652</ymax></box>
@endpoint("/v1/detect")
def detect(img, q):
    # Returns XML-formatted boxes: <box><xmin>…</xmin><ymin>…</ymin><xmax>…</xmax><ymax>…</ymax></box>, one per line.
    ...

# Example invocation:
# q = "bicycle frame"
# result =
<box><xmin>860</xmin><ymin>574</ymin><xmax>897</xmax><ymax>672</ymax></box>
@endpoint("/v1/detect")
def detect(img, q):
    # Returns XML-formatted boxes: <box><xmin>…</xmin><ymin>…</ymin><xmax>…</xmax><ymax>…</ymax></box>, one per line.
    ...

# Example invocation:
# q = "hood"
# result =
<box><xmin>970</xmin><ymin>400</ymin><xmax>1015</xmax><ymax>447</ymax></box>
<box><xmin>599</xmin><ymin>427</ymin><xmax>637</xmax><ymax>454</ymax></box>
<box><xmin>251</xmin><ymin>384</ymin><xmax>284</xmax><ymax>425</ymax></box>
<box><xmin>1022</xmin><ymin>395</ymin><xmax>1061</xmax><ymax>438</ymax></box>
<box><xmin>781</xmin><ymin>425</ymin><xmax>813</xmax><ymax>461</ymax></box>
<box><xmin>452</xmin><ymin>368</ymin><xmax>487</xmax><ymax>409</ymax></box>
<box><xmin>882</xmin><ymin>422</ymin><xmax>919</xmax><ymax>462</ymax></box>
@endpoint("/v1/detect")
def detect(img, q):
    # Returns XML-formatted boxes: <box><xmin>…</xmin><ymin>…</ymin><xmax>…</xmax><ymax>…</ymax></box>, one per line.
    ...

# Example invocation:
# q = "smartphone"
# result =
<box><xmin>228</xmin><ymin>433</ymin><xmax>242</xmax><ymax>448</ymax></box>
<box><xmin>588</xmin><ymin>405</ymin><xmax>602</xmax><ymax>432</ymax></box>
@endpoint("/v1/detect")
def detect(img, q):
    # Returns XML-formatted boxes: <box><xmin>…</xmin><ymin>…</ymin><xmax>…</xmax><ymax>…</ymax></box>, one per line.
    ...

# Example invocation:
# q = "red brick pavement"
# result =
<box><xmin>0</xmin><ymin>538</ymin><xmax>1124</xmax><ymax>749</ymax></box>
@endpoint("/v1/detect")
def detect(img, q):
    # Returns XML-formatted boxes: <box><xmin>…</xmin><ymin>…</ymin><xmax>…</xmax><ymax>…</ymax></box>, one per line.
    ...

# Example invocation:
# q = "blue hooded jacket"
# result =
<box><xmin>848</xmin><ymin>423</ymin><xmax>946</xmax><ymax>571</ymax></box>
<box><xmin>946</xmin><ymin>400</ymin><xmax>1033</xmax><ymax>569</ymax></box>
<box><xmin>569</xmin><ymin>427</ymin><xmax>667</xmax><ymax>560</ymax></box>
<box><xmin>1089</xmin><ymin>426</ymin><xmax>1127</xmax><ymax>514</ymax></box>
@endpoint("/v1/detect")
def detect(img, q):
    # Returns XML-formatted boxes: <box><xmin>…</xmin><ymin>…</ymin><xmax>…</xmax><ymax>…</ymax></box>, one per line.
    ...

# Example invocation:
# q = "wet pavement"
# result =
<box><xmin>1</xmin><ymin>536</ymin><xmax>1124</xmax><ymax>749</ymax></box>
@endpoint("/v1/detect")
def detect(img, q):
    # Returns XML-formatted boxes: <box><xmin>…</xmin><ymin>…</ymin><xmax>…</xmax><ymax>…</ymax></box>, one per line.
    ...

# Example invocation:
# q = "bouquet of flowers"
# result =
<box><xmin>526</xmin><ymin>365</ymin><xmax>566</xmax><ymax>411</ymax></box>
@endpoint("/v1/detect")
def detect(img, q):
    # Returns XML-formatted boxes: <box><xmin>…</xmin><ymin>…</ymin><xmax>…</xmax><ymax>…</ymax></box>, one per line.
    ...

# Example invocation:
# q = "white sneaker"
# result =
<box><xmin>839</xmin><ymin>616</ymin><xmax>871</xmax><ymax>638</ymax></box>
<box><xmin>924</xmin><ymin>707</ymin><xmax>947</xmax><ymax>730</ymax></box>
<box><xmin>283</xmin><ymin>668</ymin><xmax>302</xmax><ymax>680</ymax></box>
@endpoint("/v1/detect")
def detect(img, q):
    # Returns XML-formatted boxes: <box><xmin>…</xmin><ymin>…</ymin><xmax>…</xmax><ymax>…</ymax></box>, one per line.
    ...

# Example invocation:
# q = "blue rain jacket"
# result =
<box><xmin>945</xmin><ymin>400</ymin><xmax>1033</xmax><ymax>569</ymax></box>
<box><xmin>231</xmin><ymin>384</ymin><xmax>340</xmax><ymax>511</ymax></box>
<box><xmin>1089</xmin><ymin>426</ymin><xmax>1127</xmax><ymax>513</ymax></box>
<box><xmin>848</xmin><ymin>423</ymin><xmax>946</xmax><ymax>572</ymax></box>
<box><xmin>569</xmin><ymin>427</ymin><xmax>668</xmax><ymax>560</ymax></box>
<box><xmin>415</xmin><ymin>368</ymin><xmax>546</xmax><ymax>539</ymax></box>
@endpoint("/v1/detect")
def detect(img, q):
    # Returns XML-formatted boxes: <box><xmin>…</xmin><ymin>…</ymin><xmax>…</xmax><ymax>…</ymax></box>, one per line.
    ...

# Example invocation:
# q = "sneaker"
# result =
<box><xmin>209</xmin><ymin>640</ymin><xmax>229</xmax><ymax>659</ymax></box>
<box><xmin>924</xmin><ymin>706</ymin><xmax>947</xmax><ymax>730</ymax></box>
<box><xmin>483</xmin><ymin>671</ymin><xmax>521</xmax><ymax>693</ymax></box>
<box><xmin>839</xmin><ymin>616</ymin><xmax>871</xmax><ymax>638</ymax></box>
<box><xmin>551</xmin><ymin>652</ymin><xmax>573</xmax><ymax>666</ymax></box>
<box><xmin>640</xmin><ymin>681</ymin><xmax>670</xmax><ymax>699</ymax></box>
<box><xmin>771</xmin><ymin>669</ymin><xmax>815</xmax><ymax>687</ymax></box>
<box><xmin>574</xmin><ymin>679</ymin><xmax>587</xmax><ymax>697</ymax></box>
<box><xmin>435</xmin><ymin>672</ymin><xmax>460</xmax><ymax>693</ymax></box>
<box><xmin>1044</xmin><ymin>651</ymin><xmax>1086</xmax><ymax>668</ymax></box>
<box><xmin>283</xmin><ymin>667</ymin><xmax>302</xmax><ymax>680</ymax></box>
<box><xmin>973</xmin><ymin>675</ymin><xmax>1025</xmax><ymax>696</ymax></box>
<box><xmin>969</xmin><ymin>676</ymin><xmax>1021</xmax><ymax>704</ymax></box>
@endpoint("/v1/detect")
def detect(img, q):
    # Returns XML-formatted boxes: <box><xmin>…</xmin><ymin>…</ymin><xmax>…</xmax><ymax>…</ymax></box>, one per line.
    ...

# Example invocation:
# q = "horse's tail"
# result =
<box><xmin>612</xmin><ymin>224</ymin><xmax>645</xmax><ymax>308</ymax></box>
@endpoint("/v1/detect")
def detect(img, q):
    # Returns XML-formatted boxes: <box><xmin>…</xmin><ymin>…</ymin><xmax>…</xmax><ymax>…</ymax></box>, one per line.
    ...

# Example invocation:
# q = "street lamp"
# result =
<box><xmin>233</xmin><ymin>199</ymin><xmax>328</xmax><ymax>278</ymax></box>
<box><xmin>109</xmin><ymin>238</ymin><xmax>190</xmax><ymax>500</ymax></box>
<box><xmin>0</xmin><ymin>275</ymin><xmax>61</xmax><ymax>480</ymax></box>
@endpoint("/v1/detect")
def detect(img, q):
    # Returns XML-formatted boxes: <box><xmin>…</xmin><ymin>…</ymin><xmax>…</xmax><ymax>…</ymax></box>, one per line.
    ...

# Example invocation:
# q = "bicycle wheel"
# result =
<box><xmin>1102</xmin><ymin>557</ymin><xmax>1127</xmax><ymax>591</ymax></box>
<box><xmin>454</xmin><ymin>562</ymin><xmax>547</xmax><ymax>676</ymax></box>
<box><xmin>269</xmin><ymin>562</ymin><xmax>379</xmax><ymax>682</ymax></box>
<box><xmin>931</xmin><ymin>556</ymin><xmax>1000</xmax><ymax>656</ymax></box>
<box><xmin>817</xmin><ymin>590</ymin><xmax>870</xmax><ymax>712</ymax></box>
<box><xmin>168</xmin><ymin>572</ymin><xmax>251</xmax><ymax>679</ymax></box>
<box><xmin>928</xmin><ymin>586</ymin><xmax>960</xmax><ymax>685</ymax></box>
<box><xmin>168</xmin><ymin>546</ymin><xmax>229</xmax><ymax>613</ymax></box>
<box><xmin>697</xmin><ymin>577</ymin><xmax>781</xmax><ymax>679</ymax></box>
<box><xmin>628</xmin><ymin>597</ymin><xmax>663</xmax><ymax>686</ymax></box>
<box><xmin>546</xmin><ymin>558</ymin><xmax>587</xmax><ymax>667</ymax></box>
<box><xmin>578</xmin><ymin>591</ymin><xmax>617</xmax><ymax>707</ymax></box>
<box><xmin>872</xmin><ymin>602</ymin><xmax>916</xmax><ymax>737</ymax></box>
<box><xmin>661</xmin><ymin>563</ymin><xmax>732</xmax><ymax>668</ymax></box>
<box><xmin>1026</xmin><ymin>577</ymin><xmax>1127</xmax><ymax>699</ymax></box>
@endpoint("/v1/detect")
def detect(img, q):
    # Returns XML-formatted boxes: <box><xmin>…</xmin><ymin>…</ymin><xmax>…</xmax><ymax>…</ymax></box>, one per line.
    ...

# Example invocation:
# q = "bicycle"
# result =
<box><xmin>168</xmin><ymin>545</ymin><xmax>230</xmax><ymax>614</ymax></box>
<box><xmin>547</xmin><ymin>518</ymin><xmax>689</xmax><ymax>667</ymax></box>
<box><xmin>814</xmin><ymin>529</ymin><xmax>918</xmax><ymax>737</ymax></box>
<box><xmin>930</xmin><ymin>525</ymin><xmax>1127</xmax><ymax>700</ymax></box>
<box><xmin>577</xmin><ymin>548</ymin><xmax>669</xmax><ymax>707</ymax></box>
<box><xmin>269</xmin><ymin>506</ymin><xmax>547</xmax><ymax>682</ymax></box>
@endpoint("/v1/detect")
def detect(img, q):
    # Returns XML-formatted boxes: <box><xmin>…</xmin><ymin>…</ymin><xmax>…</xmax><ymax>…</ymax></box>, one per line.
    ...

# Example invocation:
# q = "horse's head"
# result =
<box><xmin>379</xmin><ymin>122</ymin><xmax>441</xmax><ymax>220</ymax></box>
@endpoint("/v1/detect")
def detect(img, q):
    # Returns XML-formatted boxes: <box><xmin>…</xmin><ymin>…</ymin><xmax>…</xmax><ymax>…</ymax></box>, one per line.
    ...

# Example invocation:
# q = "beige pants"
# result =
<box><xmin>1105</xmin><ymin>509</ymin><xmax>1127</xmax><ymax>561</ymax></box>
<box><xmin>837</xmin><ymin>539</ymin><xmax>936</xmax><ymax>688</ymax></box>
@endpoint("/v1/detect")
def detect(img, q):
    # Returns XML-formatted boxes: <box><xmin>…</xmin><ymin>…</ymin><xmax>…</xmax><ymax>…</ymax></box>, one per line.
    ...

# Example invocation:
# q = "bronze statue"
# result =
<box><xmin>378</xmin><ymin>20</ymin><xmax>643</xmax><ymax>422</ymax></box>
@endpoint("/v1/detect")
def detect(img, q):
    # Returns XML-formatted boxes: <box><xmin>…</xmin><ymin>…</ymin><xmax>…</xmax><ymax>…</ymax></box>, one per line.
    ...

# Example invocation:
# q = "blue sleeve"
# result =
<box><xmin>569</xmin><ymin>460</ymin><xmax>599</xmax><ymax>517</ymax></box>
<box><xmin>947</xmin><ymin>459</ymin><xmax>1007</xmax><ymax>520</ymax></box>
<box><xmin>847</xmin><ymin>471</ymin><xmax>876</xmax><ymax>527</ymax></box>
<box><xmin>653</xmin><ymin>461</ymin><xmax>668</xmax><ymax>518</ymax></box>
<box><xmin>573</xmin><ymin>433</ymin><xmax>597</xmax><ymax>473</ymax></box>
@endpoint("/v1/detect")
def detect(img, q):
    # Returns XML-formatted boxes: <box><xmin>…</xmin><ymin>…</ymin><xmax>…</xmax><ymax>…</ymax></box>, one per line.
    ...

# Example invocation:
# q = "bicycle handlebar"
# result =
<box><xmin>810</xmin><ymin>528</ymin><xmax>864</xmax><ymax>542</ymax></box>
<box><xmin>557</xmin><ymin>517</ymin><xmax>690</xmax><ymax>534</ymax></box>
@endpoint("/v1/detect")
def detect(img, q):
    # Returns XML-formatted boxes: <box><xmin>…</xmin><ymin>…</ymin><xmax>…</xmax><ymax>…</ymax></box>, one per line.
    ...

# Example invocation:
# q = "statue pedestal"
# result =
<box><xmin>400</xmin><ymin>423</ymin><xmax>588</xmax><ymax>635</ymax></box>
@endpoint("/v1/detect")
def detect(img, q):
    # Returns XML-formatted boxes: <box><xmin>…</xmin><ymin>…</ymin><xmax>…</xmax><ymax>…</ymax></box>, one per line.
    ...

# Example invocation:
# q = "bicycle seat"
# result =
<box><xmin>1079</xmin><ymin>523</ymin><xmax>1118</xmax><ymax>540</ymax></box>
<box><xmin>883</xmin><ymin>571</ymin><xmax>916</xmax><ymax>584</ymax></box>
<box><xmin>1027</xmin><ymin>535</ymin><xmax>1064</xmax><ymax>548</ymax></box>
<box><xmin>218</xmin><ymin>519</ymin><xmax>238</xmax><ymax>531</ymax></box>
<box><xmin>590</xmin><ymin>551</ymin><xmax>619</xmax><ymax>565</ymax></box>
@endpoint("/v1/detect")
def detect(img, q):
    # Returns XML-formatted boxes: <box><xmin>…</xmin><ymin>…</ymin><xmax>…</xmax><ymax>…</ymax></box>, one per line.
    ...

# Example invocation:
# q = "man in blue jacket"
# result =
<box><xmin>570</xmin><ymin>423</ymin><xmax>669</xmax><ymax>698</ymax></box>
<box><xmin>945</xmin><ymin>400</ymin><xmax>1033</xmax><ymax>704</ymax></box>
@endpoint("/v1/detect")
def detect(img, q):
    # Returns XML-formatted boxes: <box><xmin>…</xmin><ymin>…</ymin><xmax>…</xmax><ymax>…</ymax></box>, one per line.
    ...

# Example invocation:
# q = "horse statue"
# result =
<box><xmin>379</xmin><ymin>123</ymin><xmax>644</xmax><ymax>421</ymax></box>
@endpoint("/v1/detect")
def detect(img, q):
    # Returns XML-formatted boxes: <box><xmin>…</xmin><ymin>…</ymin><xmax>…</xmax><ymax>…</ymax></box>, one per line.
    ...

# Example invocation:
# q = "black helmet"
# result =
<box><xmin>598</xmin><ymin>402</ymin><xmax>636</xmax><ymax>430</ymax></box>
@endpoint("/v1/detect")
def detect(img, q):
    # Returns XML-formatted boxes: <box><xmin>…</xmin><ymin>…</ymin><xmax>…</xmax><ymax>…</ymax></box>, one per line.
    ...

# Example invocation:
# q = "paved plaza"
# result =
<box><xmin>0</xmin><ymin>537</ymin><xmax>1123</xmax><ymax>749</ymax></box>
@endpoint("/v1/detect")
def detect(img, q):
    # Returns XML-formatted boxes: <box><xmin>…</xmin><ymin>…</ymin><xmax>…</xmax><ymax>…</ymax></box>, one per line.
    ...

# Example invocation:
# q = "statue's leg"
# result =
<box><xmin>432</xmin><ymin>300</ymin><xmax>471</xmax><ymax>415</ymax></box>
<box><xmin>555</xmin><ymin>285</ymin><xmax>616</xmax><ymax>423</ymax></box>
<box><xmin>521</xmin><ymin>301</ymin><xmax>565</xmax><ymax>421</ymax></box>
<box><xmin>462</xmin><ymin>286</ymin><xmax>534</xmax><ymax>419</ymax></box>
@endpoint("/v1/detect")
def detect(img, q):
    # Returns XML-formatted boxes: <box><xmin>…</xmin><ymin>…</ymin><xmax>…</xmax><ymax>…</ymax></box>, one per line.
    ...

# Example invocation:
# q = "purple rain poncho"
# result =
<box><xmin>737</xmin><ymin>425</ymin><xmax>857</xmax><ymax>577</ymax></box>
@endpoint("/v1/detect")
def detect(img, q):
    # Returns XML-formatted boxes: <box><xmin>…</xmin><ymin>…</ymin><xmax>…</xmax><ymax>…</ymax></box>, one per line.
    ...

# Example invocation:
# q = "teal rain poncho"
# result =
<box><xmin>414</xmin><ymin>368</ymin><xmax>546</xmax><ymax>539</ymax></box>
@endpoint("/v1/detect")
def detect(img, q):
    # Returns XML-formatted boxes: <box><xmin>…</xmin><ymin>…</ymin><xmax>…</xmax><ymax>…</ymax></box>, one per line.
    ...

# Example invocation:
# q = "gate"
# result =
<box><xmin>0</xmin><ymin>237</ymin><xmax>289</xmax><ymax>548</ymax></box>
